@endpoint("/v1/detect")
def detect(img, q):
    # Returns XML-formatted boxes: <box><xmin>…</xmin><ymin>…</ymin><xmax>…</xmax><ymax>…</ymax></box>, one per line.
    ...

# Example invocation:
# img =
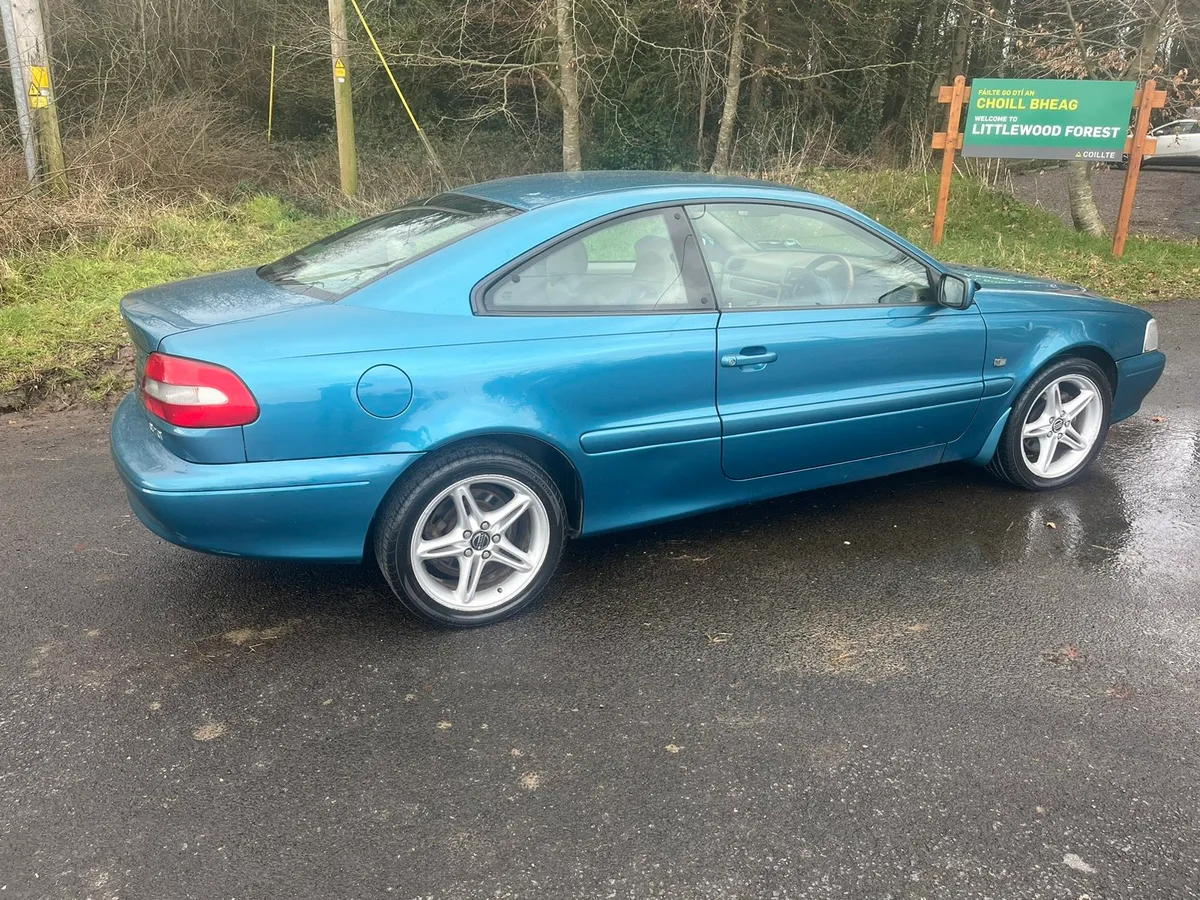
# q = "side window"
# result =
<box><xmin>484</xmin><ymin>209</ymin><xmax>696</xmax><ymax>313</ymax></box>
<box><xmin>685</xmin><ymin>203</ymin><xmax>935</xmax><ymax>310</ymax></box>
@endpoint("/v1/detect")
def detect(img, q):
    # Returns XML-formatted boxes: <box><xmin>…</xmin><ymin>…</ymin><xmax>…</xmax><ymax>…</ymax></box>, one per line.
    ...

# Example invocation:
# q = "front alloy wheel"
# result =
<box><xmin>1018</xmin><ymin>374</ymin><xmax>1105</xmax><ymax>478</ymax></box>
<box><xmin>988</xmin><ymin>357</ymin><xmax>1112</xmax><ymax>490</ymax></box>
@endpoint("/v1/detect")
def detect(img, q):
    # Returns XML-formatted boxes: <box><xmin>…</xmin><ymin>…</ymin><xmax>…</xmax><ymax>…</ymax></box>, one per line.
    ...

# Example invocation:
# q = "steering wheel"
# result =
<box><xmin>805</xmin><ymin>254</ymin><xmax>855</xmax><ymax>305</ymax></box>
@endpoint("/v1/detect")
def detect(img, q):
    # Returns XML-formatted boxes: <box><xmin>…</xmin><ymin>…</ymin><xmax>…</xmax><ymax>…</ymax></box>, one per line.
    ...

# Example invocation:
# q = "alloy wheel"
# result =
<box><xmin>1020</xmin><ymin>374</ymin><xmax>1104</xmax><ymax>478</ymax></box>
<box><xmin>409</xmin><ymin>474</ymin><xmax>551</xmax><ymax>612</ymax></box>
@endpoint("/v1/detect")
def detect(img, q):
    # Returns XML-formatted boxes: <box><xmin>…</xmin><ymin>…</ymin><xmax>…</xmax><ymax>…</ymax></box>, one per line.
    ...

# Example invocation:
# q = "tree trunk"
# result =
<box><xmin>1067</xmin><ymin>161</ymin><xmax>1105</xmax><ymax>237</ymax></box>
<box><xmin>747</xmin><ymin>3</ymin><xmax>768</xmax><ymax>118</ymax></box>
<box><xmin>949</xmin><ymin>0</ymin><xmax>971</xmax><ymax>78</ymax></box>
<box><xmin>555</xmin><ymin>0</ymin><xmax>582</xmax><ymax>172</ymax></box>
<box><xmin>710</xmin><ymin>0</ymin><xmax>749</xmax><ymax>175</ymax></box>
<box><xmin>1121</xmin><ymin>0</ymin><xmax>1172</xmax><ymax>81</ymax></box>
<box><xmin>1066</xmin><ymin>0</ymin><xmax>1171</xmax><ymax>237</ymax></box>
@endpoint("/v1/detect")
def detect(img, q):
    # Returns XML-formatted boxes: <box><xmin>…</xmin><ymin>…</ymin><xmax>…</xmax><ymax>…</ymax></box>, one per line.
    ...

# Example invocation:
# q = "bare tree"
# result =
<box><xmin>1016</xmin><ymin>0</ymin><xmax>1181</xmax><ymax>235</ymax></box>
<box><xmin>555</xmin><ymin>0</ymin><xmax>583</xmax><ymax>170</ymax></box>
<box><xmin>710</xmin><ymin>0</ymin><xmax>749</xmax><ymax>173</ymax></box>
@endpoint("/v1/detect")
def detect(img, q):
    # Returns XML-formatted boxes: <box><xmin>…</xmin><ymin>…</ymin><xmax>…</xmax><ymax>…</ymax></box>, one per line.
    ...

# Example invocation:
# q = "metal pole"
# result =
<box><xmin>11</xmin><ymin>0</ymin><xmax>68</xmax><ymax>196</ymax></box>
<box><xmin>328</xmin><ymin>0</ymin><xmax>358</xmax><ymax>196</ymax></box>
<box><xmin>1</xmin><ymin>0</ymin><xmax>37</xmax><ymax>185</ymax></box>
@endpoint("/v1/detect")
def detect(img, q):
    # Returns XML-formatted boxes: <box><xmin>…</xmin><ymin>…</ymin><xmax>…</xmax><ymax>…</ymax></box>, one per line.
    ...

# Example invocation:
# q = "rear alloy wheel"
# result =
<box><xmin>988</xmin><ymin>357</ymin><xmax>1112</xmax><ymax>490</ymax></box>
<box><xmin>374</xmin><ymin>443</ymin><xmax>566</xmax><ymax>627</ymax></box>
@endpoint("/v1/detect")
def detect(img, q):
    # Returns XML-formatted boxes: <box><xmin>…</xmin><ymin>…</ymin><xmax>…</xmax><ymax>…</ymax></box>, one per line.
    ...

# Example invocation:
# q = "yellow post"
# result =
<box><xmin>267</xmin><ymin>44</ymin><xmax>277</xmax><ymax>143</ymax></box>
<box><xmin>328</xmin><ymin>0</ymin><xmax>358</xmax><ymax>196</ymax></box>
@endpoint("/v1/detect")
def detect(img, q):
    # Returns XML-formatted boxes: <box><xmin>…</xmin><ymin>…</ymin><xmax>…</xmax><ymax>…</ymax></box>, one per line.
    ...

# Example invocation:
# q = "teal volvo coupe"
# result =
<box><xmin>112</xmin><ymin>172</ymin><xmax>1166</xmax><ymax>626</ymax></box>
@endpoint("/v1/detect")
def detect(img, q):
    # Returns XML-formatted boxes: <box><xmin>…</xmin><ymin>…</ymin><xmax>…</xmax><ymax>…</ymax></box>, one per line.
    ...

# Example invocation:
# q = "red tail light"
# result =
<box><xmin>141</xmin><ymin>352</ymin><xmax>259</xmax><ymax>428</ymax></box>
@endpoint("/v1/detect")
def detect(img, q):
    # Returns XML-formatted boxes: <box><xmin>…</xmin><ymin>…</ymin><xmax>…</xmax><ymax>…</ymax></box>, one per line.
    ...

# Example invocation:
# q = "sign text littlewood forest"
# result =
<box><xmin>962</xmin><ymin>78</ymin><xmax>1137</xmax><ymax>161</ymax></box>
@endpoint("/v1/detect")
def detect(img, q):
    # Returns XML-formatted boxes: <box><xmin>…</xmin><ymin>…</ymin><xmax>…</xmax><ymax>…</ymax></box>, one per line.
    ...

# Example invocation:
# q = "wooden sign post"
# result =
<box><xmin>932</xmin><ymin>77</ymin><xmax>1164</xmax><ymax>256</ymax></box>
<box><xmin>932</xmin><ymin>75</ymin><xmax>968</xmax><ymax>247</ymax></box>
<box><xmin>1113</xmin><ymin>81</ymin><xmax>1167</xmax><ymax>257</ymax></box>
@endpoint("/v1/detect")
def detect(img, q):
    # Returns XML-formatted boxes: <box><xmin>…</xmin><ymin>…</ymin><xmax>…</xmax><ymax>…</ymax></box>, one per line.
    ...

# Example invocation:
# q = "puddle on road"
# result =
<box><xmin>724</xmin><ymin>411</ymin><xmax>1200</xmax><ymax>686</ymax></box>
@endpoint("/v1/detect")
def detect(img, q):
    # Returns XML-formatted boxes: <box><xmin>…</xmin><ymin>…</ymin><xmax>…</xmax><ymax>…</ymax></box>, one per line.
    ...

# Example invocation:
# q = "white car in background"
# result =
<box><xmin>1144</xmin><ymin>119</ymin><xmax>1200</xmax><ymax>166</ymax></box>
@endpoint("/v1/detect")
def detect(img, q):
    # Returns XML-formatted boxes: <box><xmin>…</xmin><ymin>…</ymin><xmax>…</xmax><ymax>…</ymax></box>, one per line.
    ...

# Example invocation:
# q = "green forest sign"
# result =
<box><xmin>962</xmin><ymin>78</ymin><xmax>1137</xmax><ymax>162</ymax></box>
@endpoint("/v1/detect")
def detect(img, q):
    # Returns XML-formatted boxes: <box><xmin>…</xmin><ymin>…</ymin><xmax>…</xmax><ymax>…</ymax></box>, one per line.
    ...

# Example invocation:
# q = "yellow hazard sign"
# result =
<box><xmin>333</xmin><ymin>58</ymin><xmax>347</xmax><ymax>83</ymax></box>
<box><xmin>28</xmin><ymin>65</ymin><xmax>50</xmax><ymax>109</ymax></box>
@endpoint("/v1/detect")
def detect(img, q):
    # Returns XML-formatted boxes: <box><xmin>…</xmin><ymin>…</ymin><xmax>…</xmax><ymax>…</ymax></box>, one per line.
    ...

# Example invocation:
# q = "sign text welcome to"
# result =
<box><xmin>962</xmin><ymin>78</ymin><xmax>1137</xmax><ymax>162</ymax></box>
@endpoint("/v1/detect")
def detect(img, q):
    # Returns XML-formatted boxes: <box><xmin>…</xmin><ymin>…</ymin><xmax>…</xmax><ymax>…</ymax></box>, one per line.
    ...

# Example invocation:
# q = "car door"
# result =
<box><xmin>477</xmin><ymin>204</ymin><xmax>723</xmax><ymax>533</ymax></box>
<box><xmin>1177</xmin><ymin>121</ymin><xmax>1200</xmax><ymax>159</ymax></box>
<box><xmin>1151</xmin><ymin>121</ymin><xmax>1194</xmax><ymax>159</ymax></box>
<box><xmin>686</xmin><ymin>202</ymin><xmax>986</xmax><ymax>481</ymax></box>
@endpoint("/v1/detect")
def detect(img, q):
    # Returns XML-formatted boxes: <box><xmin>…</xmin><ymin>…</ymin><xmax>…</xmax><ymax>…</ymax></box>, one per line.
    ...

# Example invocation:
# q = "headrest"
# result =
<box><xmin>545</xmin><ymin>240</ymin><xmax>589</xmax><ymax>278</ymax></box>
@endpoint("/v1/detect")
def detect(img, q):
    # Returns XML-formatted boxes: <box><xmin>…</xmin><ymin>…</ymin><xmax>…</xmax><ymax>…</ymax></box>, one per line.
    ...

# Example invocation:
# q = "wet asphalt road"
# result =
<box><xmin>2</xmin><ymin>303</ymin><xmax>1199</xmax><ymax>900</ymax></box>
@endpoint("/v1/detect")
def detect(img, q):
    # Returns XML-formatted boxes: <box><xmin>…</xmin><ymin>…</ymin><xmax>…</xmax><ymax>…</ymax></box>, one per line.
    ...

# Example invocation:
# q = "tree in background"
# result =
<box><xmin>3</xmin><ymin>0</ymin><xmax>1197</xmax><ymax>227</ymax></box>
<box><xmin>1005</xmin><ymin>0</ymin><xmax>1185</xmax><ymax>236</ymax></box>
<box><xmin>709</xmin><ymin>0</ymin><xmax>749</xmax><ymax>174</ymax></box>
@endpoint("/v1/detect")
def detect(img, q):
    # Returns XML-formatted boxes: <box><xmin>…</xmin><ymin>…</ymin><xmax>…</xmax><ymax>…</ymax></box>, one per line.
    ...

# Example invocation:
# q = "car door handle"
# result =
<box><xmin>721</xmin><ymin>349</ymin><xmax>778</xmax><ymax>369</ymax></box>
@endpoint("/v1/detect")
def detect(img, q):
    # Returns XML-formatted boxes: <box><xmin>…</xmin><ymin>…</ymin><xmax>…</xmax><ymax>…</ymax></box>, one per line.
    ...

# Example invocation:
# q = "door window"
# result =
<box><xmin>483</xmin><ymin>209</ymin><xmax>700</xmax><ymax>313</ymax></box>
<box><xmin>1155</xmin><ymin>121</ymin><xmax>1196</xmax><ymax>136</ymax></box>
<box><xmin>686</xmin><ymin>203</ymin><xmax>935</xmax><ymax>310</ymax></box>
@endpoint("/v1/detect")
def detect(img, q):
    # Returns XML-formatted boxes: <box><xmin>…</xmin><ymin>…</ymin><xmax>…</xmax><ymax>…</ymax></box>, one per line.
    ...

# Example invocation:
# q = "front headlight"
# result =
<box><xmin>1144</xmin><ymin>318</ymin><xmax>1159</xmax><ymax>353</ymax></box>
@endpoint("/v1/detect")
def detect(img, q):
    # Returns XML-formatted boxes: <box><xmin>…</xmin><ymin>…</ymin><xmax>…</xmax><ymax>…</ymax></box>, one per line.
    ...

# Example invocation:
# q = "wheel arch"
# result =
<box><xmin>363</xmin><ymin>431</ymin><xmax>585</xmax><ymax>562</ymax></box>
<box><xmin>969</xmin><ymin>343</ymin><xmax>1117</xmax><ymax>467</ymax></box>
<box><xmin>1043</xmin><ymin>343</ymin><xmax>1118</xmax><ymax>394</ymax></box>
<box><xmin>983</xmin><ymin>344</ymin><xmax>1116</xmax><ymax>488</ymax></box>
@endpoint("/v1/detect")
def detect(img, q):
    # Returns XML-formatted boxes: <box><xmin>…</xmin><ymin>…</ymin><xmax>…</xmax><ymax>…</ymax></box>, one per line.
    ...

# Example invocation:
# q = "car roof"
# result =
<box><xmin>455</xmin><ymin>170</ymin><xmax>806</xmax><ymax>211</ymax></box>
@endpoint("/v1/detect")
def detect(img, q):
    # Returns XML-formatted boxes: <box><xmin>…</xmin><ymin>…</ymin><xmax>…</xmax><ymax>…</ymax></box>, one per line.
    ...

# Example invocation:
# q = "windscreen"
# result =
<box><xmin>700</xmin><ymin>205</ymin><xmax>896</xmax><ymax>261</ymax></box>
<box><xmin>259</xmin><ymin>193</ymin><xmax>518</xmax><ymax>299</ymax></box>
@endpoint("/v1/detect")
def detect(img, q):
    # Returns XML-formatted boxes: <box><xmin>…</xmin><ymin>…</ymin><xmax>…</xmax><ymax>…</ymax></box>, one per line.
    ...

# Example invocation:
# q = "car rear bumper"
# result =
<box><xmin>110</xmin><ymin>392</ymin><xmax>419</xmax><ymax>562</ymax></box>
<box><xmin>1113</xmin><ymin>350</ymin><xmax>1166</xmax><ymax>423</ymax></box>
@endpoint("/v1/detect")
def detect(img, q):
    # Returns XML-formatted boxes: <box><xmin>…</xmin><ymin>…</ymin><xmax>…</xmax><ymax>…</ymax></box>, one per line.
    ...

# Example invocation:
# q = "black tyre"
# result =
<box><xmin>373</xmin><ymin>441</ymin><xmax>567</xmax><ymax>627</ymax></box>
<box><xmin>987</xmin><ymin>357</ymin><xmax>1112</xmax><ymax>490</ymax></box>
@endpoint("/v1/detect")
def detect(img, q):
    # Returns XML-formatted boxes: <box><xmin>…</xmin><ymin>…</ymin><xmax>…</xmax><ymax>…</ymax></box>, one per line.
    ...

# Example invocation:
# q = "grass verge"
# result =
<box><xmin>0</xmin><ymin>196</ymin><xmax>350</xmax><ymax>406</ymax></box>
<box><xmin>1</xmin><ymin>170</ymin><xmax>1197</xmax><ymax>408</ymax></box>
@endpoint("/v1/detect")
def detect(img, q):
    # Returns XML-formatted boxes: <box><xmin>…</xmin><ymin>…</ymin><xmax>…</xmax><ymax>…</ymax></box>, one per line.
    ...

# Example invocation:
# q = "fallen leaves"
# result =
<box><xmin>664</xmin><ymin>744</ymin><xmax>683</xmax><ymax>754</ymax></box>
<box><xmin>1107</xmin><ymin>683</ymin><xmax>1133</xmax><ymax>700</ymax></box>
<box><xmin>1043</xmin><ymin>643</ymin><xmax>1086</xmax><ymax>667</ymax></box>
<box><xmin>193</xmin><ymin>723</ymin><xmax>227</xmax><ymax>741</ymax></box>
<box><xmin>1062</xmin><ymin>852</ymin><xmax>1097</xmax><ymax>874</ymax></box>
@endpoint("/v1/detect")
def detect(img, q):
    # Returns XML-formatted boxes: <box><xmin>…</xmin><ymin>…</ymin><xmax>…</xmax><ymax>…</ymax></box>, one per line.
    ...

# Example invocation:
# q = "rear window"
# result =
<box><xmin>259</xmin><ymin>193</ymin><xmax>518</xmax><ymax>299</ymax></box>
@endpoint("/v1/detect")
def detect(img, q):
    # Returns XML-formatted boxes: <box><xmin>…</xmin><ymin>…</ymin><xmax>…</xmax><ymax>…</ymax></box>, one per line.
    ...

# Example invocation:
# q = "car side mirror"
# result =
<box><xmin>938</xmin><ymin>273</ymin><xmax>972</xmax><ymax>310</ymax></box>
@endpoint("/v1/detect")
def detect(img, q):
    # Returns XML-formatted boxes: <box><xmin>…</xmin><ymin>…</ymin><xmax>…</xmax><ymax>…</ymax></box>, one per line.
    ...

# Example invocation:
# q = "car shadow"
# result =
<box><xmin>161</xmin><ymin>457</ymin><xmax>1136</xmax><ymax>639</ymax></box>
